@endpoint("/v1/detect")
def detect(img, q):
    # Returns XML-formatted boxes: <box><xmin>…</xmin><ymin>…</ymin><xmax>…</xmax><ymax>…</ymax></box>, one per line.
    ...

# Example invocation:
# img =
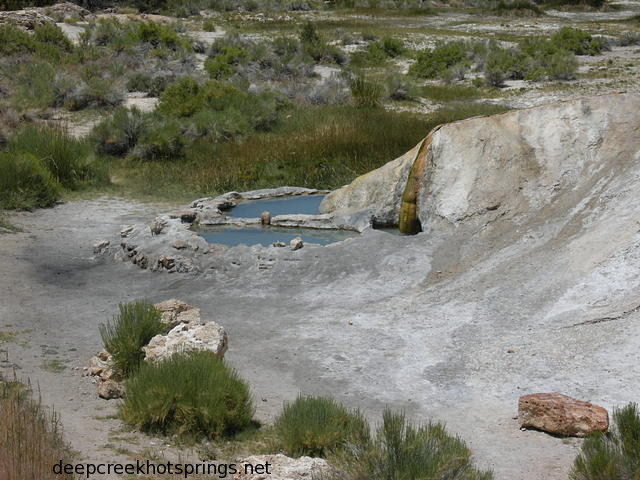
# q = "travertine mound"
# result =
<box><xmin>321</xmin><ymin>93</ymin><xmax>640</xmax><ymax>236</ymax></box>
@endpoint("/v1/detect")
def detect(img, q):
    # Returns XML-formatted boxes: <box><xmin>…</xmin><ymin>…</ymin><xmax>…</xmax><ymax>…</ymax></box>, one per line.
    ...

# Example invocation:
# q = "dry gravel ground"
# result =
<box><xmin>2</xmin><ymin>188</ymin><xmax>639</xmax><ymax>479</ymax></box>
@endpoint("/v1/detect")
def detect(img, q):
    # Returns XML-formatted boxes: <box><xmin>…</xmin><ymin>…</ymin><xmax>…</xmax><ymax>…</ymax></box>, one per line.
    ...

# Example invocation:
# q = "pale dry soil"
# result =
<box><xmin>2</xmin><ymin>194</ymin><xmax>637</xmax><ymax>479</ymax></box>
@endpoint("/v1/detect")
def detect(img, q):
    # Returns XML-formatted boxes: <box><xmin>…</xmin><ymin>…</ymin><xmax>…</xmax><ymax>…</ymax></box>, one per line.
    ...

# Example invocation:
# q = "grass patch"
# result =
<box><xmin>570</xmin><ymin>402</ymin><xmax>640</xmax><ymax>480</ymax></box>
<box><xmin>274</xmin><ymin>395</ymin><xmax>370</xmax><ymax>457</ymax></box>
<box><xmin>421</xmin><ymin>84</ymin><xmax>486</xmax><ymax>102</ymax></box>
<box><xmin>99</xmin><ymin>300</ymin><xmax>167</xmax><ymax>378</ymax></box>
<box><xmin>0</xmin><ymin>374</ymin><xmax>75</xmax><ymax>480</ymax></box>
<box><xmin>109</xmin><ymin>103</ymin><xmax>510</xmax><ymax>200</ymax></box>
<box><xmin>40</xmin><ymin>360</ymin><xmax>67</xmax><ymax>374</ymax></box>
<box><xmin>1</xmin><ymin>125</ymin><xmax>109</xmax><ymax>210</ymax></box>
<box><xmin>120</xmin><ymin>352</ymin><xmax>255</xmax><ymax>439</ymax></box>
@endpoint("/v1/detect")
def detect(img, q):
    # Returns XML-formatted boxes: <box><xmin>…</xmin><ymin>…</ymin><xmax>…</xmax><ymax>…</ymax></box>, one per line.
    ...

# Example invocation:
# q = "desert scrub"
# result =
<box><xmin>410</xmin><ymin>41</ymin><xmax>468</xmax><ymax>79</ymax></box>
<box><xmin>349</xmin><ymin>409</ymin><xmax>494</xmax><ymax>480</ymax></box>
<box><xmin>550</xmin><ymin>27</ymin><xmax>606</xmax><ymax>56</ymax></box>
<box><xmin>351</xmin><ymin>35</ymin><xmax>406</xmax><ymax>66</ymax></box>
<box><xmin>7</xmin><ymin>125</ymin><xmax>100</xmax><ymax>189</ymax></box>
<box><xmin>274</xmin><ymin>395</ymin><xmax>370</xmax><ymax>457</ymax></box>
<box><xmin>0</xmin><ymin>375</ymin><xmax>75</xmax><ymax>480</ymax></box>
<box><xmin>570</xmin><ymin>403</ymin><xmax>640</xmax><ymax>480</ymax></box>
<box><xmin>120</xmin><ymin>352</ymin><xmax>254</xmax><ymax>439</ymax></box>
<box><xmin>99</xmin><ymin>300</ymin><xmax>167</xmax><ymax>377</ymax></box>
<box><xmin>0</xmin><ymin>153</ymin><xmax>60</xmax><ymax>210</ymax></box>
<box><xmin>92</xmin><ymin>107</ymin><xmax>149</xmax><ymax>156</ymax></box>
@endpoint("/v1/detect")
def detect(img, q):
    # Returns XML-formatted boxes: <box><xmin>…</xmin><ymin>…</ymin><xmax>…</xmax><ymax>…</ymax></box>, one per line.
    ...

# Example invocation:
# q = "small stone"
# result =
<box><xmin>93</xmin><ymin>240</ymin><xmax>110</xmax><ymax>254</ymax></box>
<box><xmin>260</xmin><ymin>211</ymin><xmax>271</xmax><ymax>225</ymax></box>
<box><xmin>272</xmin><ymin>241</ymin><xmax>286</xmax><ymax>247</ymax></box>
<box><xmin>97</xmin><ymin>380</ymin><xmax>123</xmax><ymax>400</ymax></box>
<box><xmin>290</xmin><ymin>237</ymin><xmax>303</xmax><ymax>251</ymax></box>
<box><xmin>120</xmin><ymin>225</ymin><xmax>135</xmax><ymax>238</ymax></box>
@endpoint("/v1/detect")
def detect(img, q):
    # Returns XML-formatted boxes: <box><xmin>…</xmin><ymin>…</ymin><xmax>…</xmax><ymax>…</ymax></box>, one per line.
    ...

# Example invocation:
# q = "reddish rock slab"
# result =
<box><xmin>518</xmin><ymin>393</ymin><xmax>609</xmax><ymax>437</ymax></box>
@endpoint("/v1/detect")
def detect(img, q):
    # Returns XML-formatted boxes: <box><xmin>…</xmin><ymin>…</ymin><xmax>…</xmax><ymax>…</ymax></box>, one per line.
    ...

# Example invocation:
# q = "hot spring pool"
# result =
<box><xmin>193</xmin><ymin>225</ymin><xmax>357</xmax><ymax>247</ymax></box>
<box><xmin>226</xmin><ymin>195</ymin><xmax>325</xmax><ymax>218</ymax></box>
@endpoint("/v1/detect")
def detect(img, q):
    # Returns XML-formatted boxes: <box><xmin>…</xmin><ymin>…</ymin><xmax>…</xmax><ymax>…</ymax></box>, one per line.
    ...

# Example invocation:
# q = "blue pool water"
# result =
<box><xmin>228</xmin><ymin>195</ymin><xmax>325</xmax><ymax>218</ymax></box>
<box><xmin>193</xmin><ymin>225</ymin><xmax>356</xmax><ymax>247</ymax></box>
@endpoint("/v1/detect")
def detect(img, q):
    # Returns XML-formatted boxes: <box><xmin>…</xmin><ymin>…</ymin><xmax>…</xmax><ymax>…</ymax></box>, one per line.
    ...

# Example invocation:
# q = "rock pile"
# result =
<box><xmin>87</xmin><ymin>299</ymin><xmax>227</xmax><ymax>399</ymax></box>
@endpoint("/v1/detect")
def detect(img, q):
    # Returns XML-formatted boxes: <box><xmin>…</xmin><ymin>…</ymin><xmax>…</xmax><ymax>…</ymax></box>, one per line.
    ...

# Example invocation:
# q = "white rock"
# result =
<box><xmin>290</xmin><ymin>237</ymin><xmax>303</xmax><ymax>251</ymax></box>
<box><xmin>142</xmin><ymin>321</ymin><xmax>228</xmax><ymax>363</ymax></box>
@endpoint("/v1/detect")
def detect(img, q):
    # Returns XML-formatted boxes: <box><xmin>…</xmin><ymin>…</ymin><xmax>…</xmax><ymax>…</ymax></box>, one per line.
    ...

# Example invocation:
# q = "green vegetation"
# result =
<box><xmin>99</xmin><ymin>300</ymin><xmax>167</xmax><ymax>377</ymax></box>
<box><xmin>0</xmin><ymin>126</ymin><xmax>106</xmax><ymax>210</ymax></box>
<box><xmin>0</xmin><ymin>374</ymin><xmax>75</xmax><ymax>480</ymax></box>
<box><xmin>570</xmin><ymin>403</ymin><xmax>640</xmax><ymax>480</ymax></box>
<box><xmin>120</xmin><ymin>352</ymin><xmax>255</xmax><ymax>439</ymax></box>
<box><xmin>350</xmin><ymin>409</ymin><xmax>493</xmax><ymax>480</ymax></box>
<box><xmin>272</xmin><ymin>397</ymin><xmax>492</xmax><ymax>479</ymax></box>
<box><xmin>493</xmin><ymin>0</ymin><xmax>543</xmax><ymax>15</ymax></box>
<box><xmin>352</xmin><ymin>35</ymin><xmax>406</xmax><ymax>66</ymax></box>
<box><xmin>274</xmin><ymin>395</ymin><xmax>370</xmax><ymax>457</ymax></box>
<box><xmin>410</xmin><ymin>41</ymin><xmax>468</xmax><ymax>79</ymax></box>
<box><xmin>40</xmin><ymin>359</ymin><xmax>67</xmax><ymax>373</ymax></box>
<box><xmin>350</xmin><ymin>75</ymin><xmax>385</xmax><ymax>107</ymax></box>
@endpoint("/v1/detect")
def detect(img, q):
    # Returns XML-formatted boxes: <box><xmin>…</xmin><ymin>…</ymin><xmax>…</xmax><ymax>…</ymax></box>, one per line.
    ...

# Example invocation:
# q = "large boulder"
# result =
<box><xmin>142</xmin><ymin>321</ymin><xmax>228</xmax><ymax>363</ymax></box>
<box><xmin>518</xmin><ymin>393</ymin><xmax>609</xmax><ymax>437</ymax></box>
<box><xmin>234</xmin><ymin>454</ymin><xmax>334</xmax><ymax>480</ymax></box>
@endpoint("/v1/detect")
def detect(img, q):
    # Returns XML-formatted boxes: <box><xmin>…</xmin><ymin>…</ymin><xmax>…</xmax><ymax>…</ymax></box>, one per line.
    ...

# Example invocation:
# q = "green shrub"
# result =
<box><xmin>351</xmin><ymin>409</ymin><xmax>493</xmax><ymax>480</ymax></box>
<box><xmin>7</xmin><ymin>125</ymin><xmax>99</xmax><ymax>189</ymax></box>
<box><xmin>11</xmin><ymin>61</ymin><xmax>56</xmax><ymax>111</ymax></box>
<box><xmin>0</xmin><ymin>153</ymin><xmax>61</xmax><ymax>210</ymax></box>
<box><xmin>99</xmin><ymin>301</ymin><xmax>167</xmax><ymax>377</ymax></box>
<box><xmin>410</xmin><ymin>41</ymin><xmax>467</xmax><ymax>79</ymax></box>
<box><xmin>92</xmin><ymin>107</ymin><xmax>149</xmax><ymax>156</ymax></box>
<box><xmin>120</xmin><ymin>352</ymin><xmax>254</xmax><ymax>438</ymax></box>
<box><xmin>158</xmin><ymin>77</ymin><xmax>283</xmax><ymax>141</ymax></box>
<box><xmin>299</xmin><ymin>21</ymin><xmax>345</xmax><ymax>64</ymax></box>
<box><xmin>203</xmin><ymin>19</ymin><xmax>216</xmax><ymax>32</ymax></box>
<box><xmin>0</xmin><ymin>24</ymin><xmax>37</xmax><ymax>56</ymax></box>
<box><xmin>551</xmin><ymin>27</ymin><xmax>605</xmax><ymax>55</ymax></box>
<box><xmin>494</xmin><ymin>0</ymin><xmax>542</xmax><ymax>15</ymax></box>
<box><xmin>352</xmin><ymin>36</ymin><xmax>405</xmax><ymax>66</ymax></box>
<box><xmin>33</xmin><ymin>23</ymin><xmax>73</xmax><ymax>52</ymax></box>
<box><xmin>126</xmin><ymin>72</ymin><xmax>171</xmax><ymax>96</ymax></box>
<box><xmin>350</xmin><ymin>75</ymin><xmax>384</xmax><ymax>108</ymax></box>
<box><xmin>134</xmin><ymin>21</ymin><xmax>188</xmax><ymax>50</ymax></box>
<box><xmin>205</xmin><ymin>46</ymin><xmax>249</xmax><ymax>79</ymax></box>
<box><xmin>274</xmin><ymin>395</ymin><xmax>370</xmax><ymax>457</ymax></box>
<box><xmin>132</xmin><ymin>118</ymin><xmax>185</xmax><ymax>161</ymax></box>
<box><xmin>570</xmin><ymin>403</ymin><xmax>640</xmax><ymax>480</ymax></box>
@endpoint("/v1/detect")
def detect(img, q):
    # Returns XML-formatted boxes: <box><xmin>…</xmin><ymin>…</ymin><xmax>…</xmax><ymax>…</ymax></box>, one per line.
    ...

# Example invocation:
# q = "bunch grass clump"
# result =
<box><xmin>350</xmin><ymin>409</ymin><xmax>493</xmax><ymax>480</ymax></box>
<box><xmin>570</xmin><ymin>402</ymin><xmax>640</xmax><ymax>480</ymax></box>
<box><xmin>0</xmin><ymin>125</ymin><xmax>108</xmax><ymax>210</ymax></box>
<box><xmin>120</xmin><ymin>352</ymin><xmax>255</xmax><ymax>439</ymax></box>
<box><xmin>99</xmin><ymin>300</ymin><xmax>167</xmax><ymax>377</ymax></box>
<box><xmin>0</xmin><ymin>375</ymin><xmax>75</xmax><ymax>480</ymax></box>
<box><xmin>274</xmin><ymin>395</ymin><xmax>370</xmax><ymax>457</ymax></box>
